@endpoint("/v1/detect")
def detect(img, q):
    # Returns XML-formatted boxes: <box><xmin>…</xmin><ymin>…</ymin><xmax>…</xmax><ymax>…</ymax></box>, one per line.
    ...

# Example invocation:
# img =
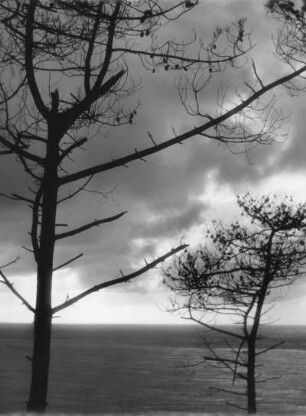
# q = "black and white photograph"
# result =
<box><xmin>1</xmin><ymin>0</ymin><xmax>306</xmax><ymax>414</ymax></box>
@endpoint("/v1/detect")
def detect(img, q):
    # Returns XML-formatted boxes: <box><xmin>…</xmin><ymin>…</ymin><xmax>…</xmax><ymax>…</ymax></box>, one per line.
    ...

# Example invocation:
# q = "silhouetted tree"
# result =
<box><xmin>164</xmin><ymin>194</ymin><xmax>306</xmax><ymax>414</ymax></box>
<box><xmin>0</xmin><ymin>0</ymin><xmax>305</xmax><ymax>412</ymax></box>
<box><xmin>266</xmin><ymin>0</ymin><xmax>306</xmax><ymax>94</ymax></box>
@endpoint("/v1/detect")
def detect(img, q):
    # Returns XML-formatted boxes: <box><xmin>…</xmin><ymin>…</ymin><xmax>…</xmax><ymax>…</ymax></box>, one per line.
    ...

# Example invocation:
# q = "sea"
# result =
<box><xmin>1</xmin><ymin>324</ymin><xmax>306</xmax><ymax>415</ymax></box>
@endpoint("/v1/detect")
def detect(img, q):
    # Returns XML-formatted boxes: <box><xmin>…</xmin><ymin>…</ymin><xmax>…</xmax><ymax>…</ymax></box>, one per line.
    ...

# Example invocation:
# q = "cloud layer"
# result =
<box><xmin>2</xmin><ymin>0</ymin><xmax>306</xmax><ymax>323</ymax></box>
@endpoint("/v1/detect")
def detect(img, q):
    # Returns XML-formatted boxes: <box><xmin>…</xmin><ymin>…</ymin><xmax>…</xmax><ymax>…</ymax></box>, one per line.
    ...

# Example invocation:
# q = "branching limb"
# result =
<box><xmin>0</xmin><ymin>270</ymin><xmax>35</xmax><ymax>313</ymax></box>
<box><xmin>203</xmin><ymin>355</ymin><xmax>247</xmax><ymax>368</ymax></box>
<box><xmin>252</xmin><ymin>59</ymin><xmax>264</xmax><ymax>88</ymax></box>
<box><xmin>256</xmin><ymin>375</ymin><xmax>279</xmax><ymax>383</ymax></box>
<box><xmin>209</xmin><ymin>386</ymin><xmax>245</xmax><ymax>396</ymax></box>
<box><xmin>25</xmin><ymin>0</ymin><xmax>49</xmax><ymax>119</ymax></box>
<box><xmin>55</xmin><ymin>211</ymin><xmax>127</xmax><ymax>240</ymax></box>
<box><xmin>52</xmin><ymin>244</ymin><xmax>188</xmax><ymax>314</ymax></box>
<box><xmin>0</xmin><ymin>192</ymin><xmax>35</xmax><ymax>205</ymax></box>
<box><xmin>53</xmin><ymin>253</ymin><xmax>84</xmax><ymax>272</ymax></box>
<box><xmin>255</xmin><ymin>341</ymin><xmax>285</xmax><ymax>356</ymax></box>
<box><xmin>1</xmin><ymin>257</ymin><xmax>19</xmax><ymax>268</ymax></box>
<box><xmin>84</xmin><ymin>2</ymin><xmax>102</xmax><ymax>95</ymax></box>
<box><xmin>0</xmin><ymin>135</ymin><xmax>44</xmax><ymax>165</ymax></box>
<box><xmin>0</xmin><ymin>149</ymin><xmax>14</xmax><ymax>155</ymax></box>
<box><xmin>57</xmin><ymin>176</ymin><xmax>93</xmax><ymax>204</ymax></box>
<box><xmin>59</xmin><ymin>137</ymin><xmax>88</xmax><ymax>163</ymax></box>
<box><xmin>233</xmin><ymin>337</ymin><xmax>247</xmax><ymax>384</ymax></box>
<box><xmin>94</xmin><ymin>2</ymin><xmax>122</xmax><ymax>89</ymax></box>
<box><xmin>189</xmin><ymin>313</ymin><xmax>244</xmax><ymax>340</ymax></box>
<box><xmin>59</xmin><ymin>64</ymin><xmax>306</xmax><ymax>186</ymax></box>
<box><xmin>226</xmin><ymin>402</ymin><xmax>247</xmax><ymax>411</ymax></box>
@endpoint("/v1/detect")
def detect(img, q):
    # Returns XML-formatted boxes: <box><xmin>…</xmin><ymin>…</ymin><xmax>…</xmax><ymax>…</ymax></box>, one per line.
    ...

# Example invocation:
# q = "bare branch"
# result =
<box><xmin>53</xmin><ymin>253</ymin><xmax>84</xmax><ymax>272</ymax></box>
<box><xmin>209</xmin><ymin>386</ymin><xmax>245</xmax><ymax>396</ymax></box>
<box><xmin>59</xmin><ymin>137</ymin><xmax>88</xmax><ymax>163</ymax></box>
<box><xmin>0</xmin><ymin>135</ymin><xmax>45</xmax><ymax>165</ymax></box>
<box><xmin>52</xmin><ymin>244</ymin><xmax>188</xmax><ymax>314</ymax></box>
<box><xmin>57</xmin><ymin>176</ymin><xmax>93</xmax><ymax>204</ymax></box>
<box><xmin>190</xmin><ymin>315</ymin><xmax>244</xmax><ymax>340</ymax></box>
<box><xmin>0</xmin><ymin>192</ymin><xmax>35</xmax><ymax>205</ymax></box>
<box><xmin>251</xmin><ymin>59</ymin><xmax>264</xmax><ymax>88</ymax></box>
<box><xmin>55</xmin><ymin>211</ymin><xmax>127</xmax><ymax>240</ymax></box>
<box><xmin>255</xmin><ymin>341</ymin><xmax>285</xmax><ymax>356</ymax></box>
<box><xmin>84</xmin><ymin>2</ymin><xmax>102</xmax><ymax>95</ymax></box>
<box><xmin>1</xmin><ymin>257</ymin><xmax>19</xmax><ymax>268</ymax></box>
<box><xmin>0</xmin><ymin>270</ymin><xmax>35</xmax><ymax>313</ymax></box>
<box><xmin>59</xmin><ymin>65</ymin><xmax>306</xmax><ymax>186</ymax></box>
<box><xmin>25</xmin><ymin>0</ymin><xmax>49</xmax><ymax>119</ymax></box>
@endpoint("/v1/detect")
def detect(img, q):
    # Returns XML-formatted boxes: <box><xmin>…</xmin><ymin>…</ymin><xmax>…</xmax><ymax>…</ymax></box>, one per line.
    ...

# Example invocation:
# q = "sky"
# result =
<box><xmin>2</xmin><ymin>0</ymin><xmax>306</xmax><ymax>325</ymax></box>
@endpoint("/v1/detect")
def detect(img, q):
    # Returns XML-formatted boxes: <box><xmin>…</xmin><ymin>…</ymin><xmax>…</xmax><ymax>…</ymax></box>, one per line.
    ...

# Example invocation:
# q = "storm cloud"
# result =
<box><xmin>2</xmin><ymin>0</ymin><xmax>306</xmax><ymax>323</ymax></box>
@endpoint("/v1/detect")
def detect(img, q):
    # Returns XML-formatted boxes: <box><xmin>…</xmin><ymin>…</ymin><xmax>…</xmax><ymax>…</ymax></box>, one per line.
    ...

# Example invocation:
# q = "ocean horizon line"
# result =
<box><xmin>1</xmin><ymin>321</ymin><xmax>306</xmax><ymax>327</ymax></box>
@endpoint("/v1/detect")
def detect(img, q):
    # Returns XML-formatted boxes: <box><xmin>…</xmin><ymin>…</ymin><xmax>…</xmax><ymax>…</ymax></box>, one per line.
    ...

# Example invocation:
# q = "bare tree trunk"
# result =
<box><xmin>247</xmin><ymin>337</ymin><xmax>257</xmax><ymax>414</ymax></box>
<box><xmin>27</xmin><ymin>130</ymin><xmax>59</xmax><ymax>412</ymax></box>
<box><xmin>27</xmin><ymin>273</ymin><xmax>52</xmax><ymax>412</ymax></box>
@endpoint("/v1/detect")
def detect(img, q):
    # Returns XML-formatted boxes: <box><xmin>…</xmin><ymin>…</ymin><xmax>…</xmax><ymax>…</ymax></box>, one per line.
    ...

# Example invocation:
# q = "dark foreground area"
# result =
<box><xmin>1</xmin><ymin>324</ymin><xmax>306</xmax><ymax>414</ymax></box>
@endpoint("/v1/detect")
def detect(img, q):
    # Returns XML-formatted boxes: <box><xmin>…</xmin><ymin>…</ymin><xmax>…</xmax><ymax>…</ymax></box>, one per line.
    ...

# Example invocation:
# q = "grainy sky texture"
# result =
<box><xmin>1</xmin><ymin>0</ymin><xmax>306</xmax><ymax>324</ymax></box>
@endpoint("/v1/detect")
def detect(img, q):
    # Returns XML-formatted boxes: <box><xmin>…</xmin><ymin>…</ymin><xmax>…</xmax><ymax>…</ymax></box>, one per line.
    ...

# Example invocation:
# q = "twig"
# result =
<box><xmin>209</xmin><ymin>386</ymin><xmax>245</xmax><ymax>396</ymax></box>
<box><xmin>52</xmin><ymin>244</ymin><xmax>188</xmax><ymax>314</ymax></box>
<box><xmin>55</xmin><ymin>211</ymin><xmax>127</xmax><ymax>240</ymax></box>
<box><xmin>255</xmin><ymin>341</ymin><xmax>285</xmax><ymax>356</ymax></box>
<box><xmin>53</xmin><ymin>253</ymin><xmax>84</xmax><ymax>272</ymax></box>
<box><xmin>0</xmin><ymin>270</ymin><xmax>35</xmax><ymax>313</ymax></box>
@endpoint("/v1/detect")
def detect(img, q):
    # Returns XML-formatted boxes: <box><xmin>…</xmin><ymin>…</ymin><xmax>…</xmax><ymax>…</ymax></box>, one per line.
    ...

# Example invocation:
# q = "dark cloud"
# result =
<box><xmin>138</xmin><ymin>199</ymin><xmax>207</xmax><ymax>239</ymax></box>
<box><xmin>2</xmin><ymin>0</ymin><xmax>306</xmax><ymax>322</ymax></box>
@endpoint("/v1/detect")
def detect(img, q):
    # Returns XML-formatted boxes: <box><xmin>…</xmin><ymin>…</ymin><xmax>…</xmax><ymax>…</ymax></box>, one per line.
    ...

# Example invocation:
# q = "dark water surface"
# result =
<box><xmin>1</xmin><ymin>324</ymin><xmax>306</xmax><ymax>414</ymax></box>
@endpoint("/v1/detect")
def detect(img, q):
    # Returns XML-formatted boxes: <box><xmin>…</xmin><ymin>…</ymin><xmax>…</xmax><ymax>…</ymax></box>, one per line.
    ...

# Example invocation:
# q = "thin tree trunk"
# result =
<box><xmin>246</xmin><ymin>232</ymin><xmax>274</xmax><ymax>414</ymax></box>
<box><xmin>27</xmin><ymin>272</ymin><xmax>52</xmax><ymax>412</ymax></box>
<box><xmin>247</xmin><ymin>337</ymin><xmax>257</xmax><ymax>414</ymax></box>
<box><xmin>27</xmin><ymin>126</ymin><xmax>59</xmax><ymax>412</ymax></box>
